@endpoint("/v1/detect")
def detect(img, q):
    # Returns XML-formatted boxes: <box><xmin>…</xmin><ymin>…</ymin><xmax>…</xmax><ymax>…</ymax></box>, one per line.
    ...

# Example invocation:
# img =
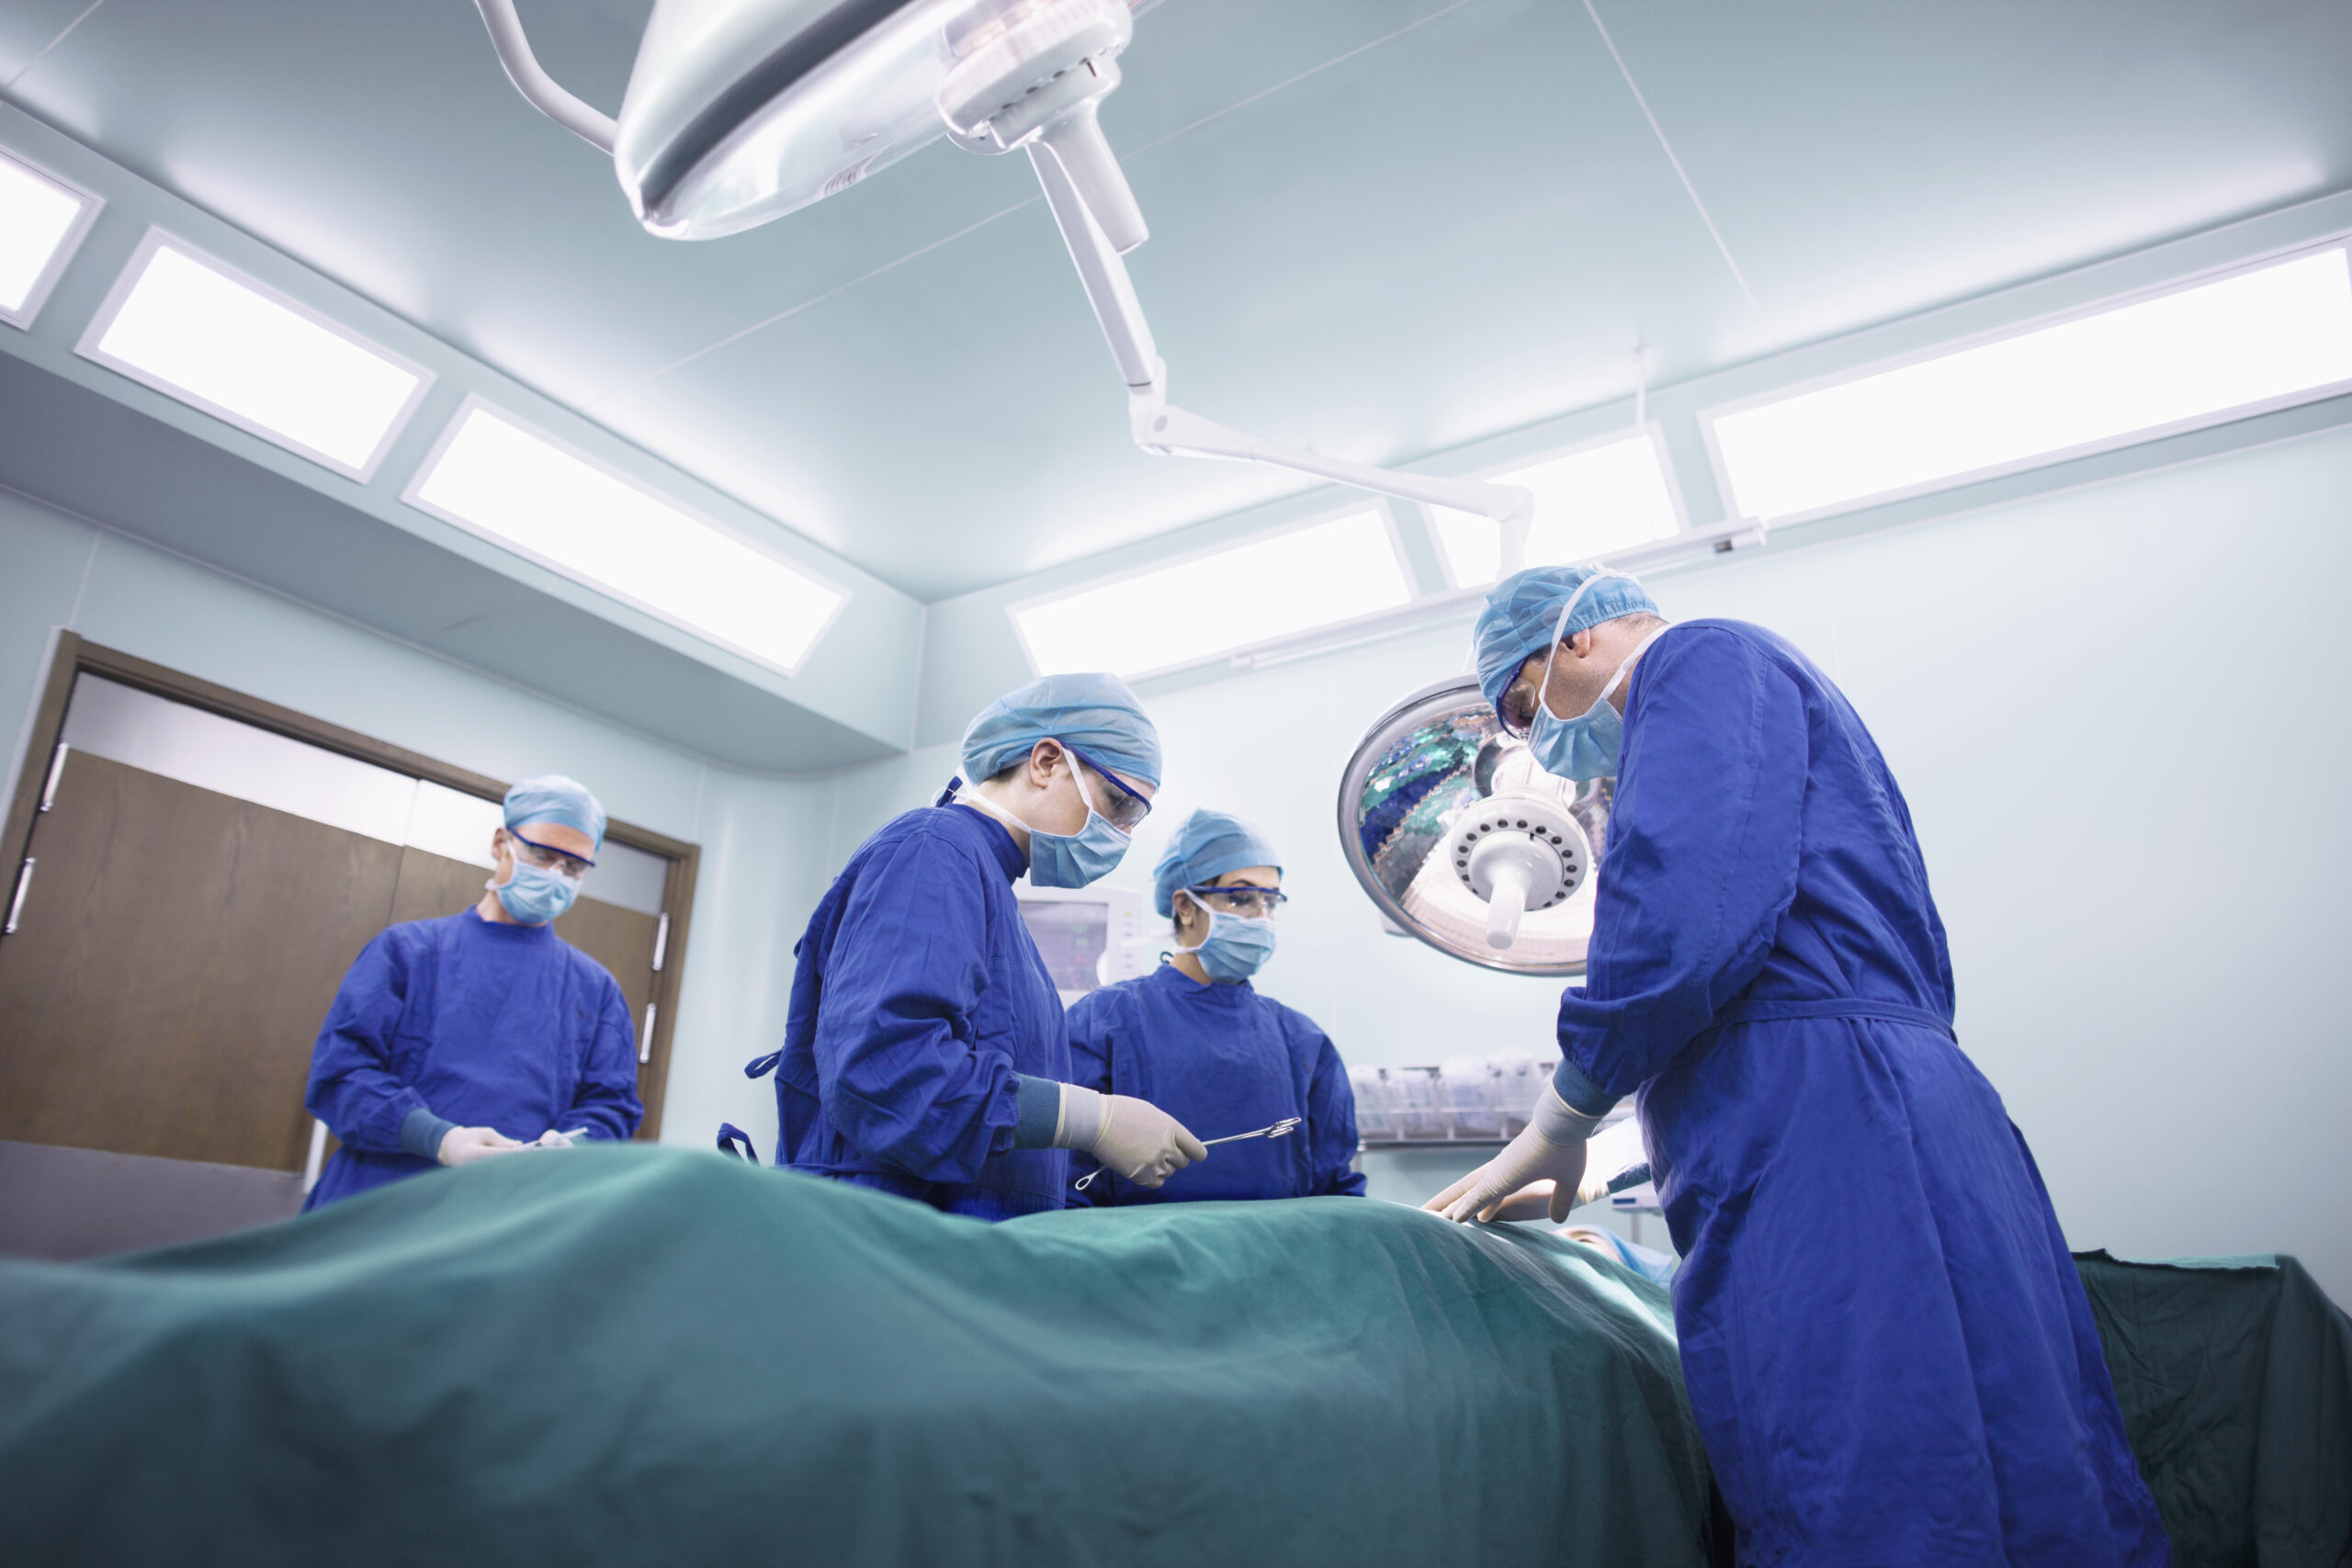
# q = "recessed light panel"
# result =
<box><xmin>79</xmin><ymin>232</ymin><xmax>431</xmax><ymax>478</ymax></box>
<box><xmin>1712</xmin><ymin>247</ymin><xmax>2352</xmax><ymax>522</ymax></box>
<box><xmin>0</xmin><ymin>149</ymin><xmax>100</xmax><ymax>328</ymax></box>
<box><xmin>406</xmin><ymin>402</ymin><xmax>847</xmax><ymax>676</ymax></box>
<box><xmin>1430</xmin><ymin>434</ymin><xmax>1682</xmax><ymax>588</ymax></box>
<box><xmin>1014</xmin><ymin>512</ymin><xmax>1413</xmax><ymax>677</ymax></box>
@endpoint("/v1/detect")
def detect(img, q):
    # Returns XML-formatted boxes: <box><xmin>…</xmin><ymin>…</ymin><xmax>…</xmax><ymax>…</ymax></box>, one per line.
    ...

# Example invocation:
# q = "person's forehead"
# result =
<box><xmin>1212</xmin><ymin>865</ymin><xmax>1280</xmax><ymax>886</ymax></box>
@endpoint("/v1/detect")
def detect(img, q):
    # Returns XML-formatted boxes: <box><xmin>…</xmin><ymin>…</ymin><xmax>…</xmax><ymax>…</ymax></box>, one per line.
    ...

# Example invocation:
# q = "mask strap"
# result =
<box><xmin>1173</xmin><ymin>887</ymin><xmax>1214</xmax><ymax>953</ymax></box>
<box><xmin>1063</xmin><ymin>750</ymin><xmax>1129</xmax><ymax>843</ymax></box>
<box><xmin>1532</xmin><ymin>570</ymin><xmax>1623</xmax><ymax>724</ymax></box>
<box><xmin>1598</xmin><ymin>622</ymin><xmax>1675</xmax><ymax>706</ymax></box>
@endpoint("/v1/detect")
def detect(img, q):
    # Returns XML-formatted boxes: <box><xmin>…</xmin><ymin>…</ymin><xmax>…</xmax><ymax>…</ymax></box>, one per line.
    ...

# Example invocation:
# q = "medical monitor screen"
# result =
<box><xmin>1019</xmin><ymin>899</ymin><xmax>1108</xmax><ymax>995</ymax></box>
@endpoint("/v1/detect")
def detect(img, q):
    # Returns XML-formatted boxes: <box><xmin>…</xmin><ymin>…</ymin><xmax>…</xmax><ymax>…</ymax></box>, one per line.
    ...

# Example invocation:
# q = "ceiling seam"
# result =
<box><xmin>1579</xmin><ymin>0</ymin><xmax>1765</xmax><ymax>321</ymax></box>
<box><xmin>595</xmin><ymin>0</ymin><xmax>1489</xmax><ymax>405</ymax></box>
<box><xmin>582</xmin><ymin>193</ymin><xmax>1042</xmax><ymax>410</ymax></box>
<box><xmin>2</xmin><ymin>0</ymin><xmax>105</xmax><ymax>92</ymax></box>
<box><xmin>1113</xmin><ymin>0</ymin><xmax>1482</xmax><ymax>164</ymax></box>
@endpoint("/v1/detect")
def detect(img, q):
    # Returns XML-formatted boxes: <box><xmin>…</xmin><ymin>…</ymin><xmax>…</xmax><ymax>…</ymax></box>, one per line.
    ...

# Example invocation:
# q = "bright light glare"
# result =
<box><xmin>1431</xmin><ymin>435</ymin><xmax>1679</xmax><ymax>587</ymax></box>
<box><xmin>1714</xmin><ymin>248</ymin><xmax>2352</xmax><ymax>520</ymax></box>
<box><xmin>1016</xmin><ymin>513</ymin><xmax>1412</xmax><ymax>677</ymax></box>
<box><xmin>411</xmin><ymin>406</ymin><xmax>844</xmax><ymax>673</ymax></box>
<box><xmin>90</xmin><ymin>243</ymin><xmax>423</xmax><ymax>472</ymax></box>
<box><xmin>0</xmin><ymin>152</ymin><xmax>87</xmax><ymax>321</ymax></box>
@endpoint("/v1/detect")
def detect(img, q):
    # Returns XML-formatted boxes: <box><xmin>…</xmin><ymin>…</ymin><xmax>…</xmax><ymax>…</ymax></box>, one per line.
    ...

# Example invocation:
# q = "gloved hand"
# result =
<box><xmin>534</xmin><ymin>1129</ymin><xmax>580</xmax><ymax>1148</ymax></box>
<box><xmin>436</xmin><ymin>1126</ymin><xmax>526</xmax><ymax>1167</ymax></box>
<box><xmin>1424</xmin><ymin>1086</ymin><xmax>1603</xmax><ymax>1224</ymax></box>
<box><xmin>1477</xmin><ymin>1166</ymin><xmax>1617</xmax><ymax>1223</ymax></box>
<box><xmin>1056</xmin><ymin>1084</ymin><xmax>1208</xmax><ymax>1189</ymax></box>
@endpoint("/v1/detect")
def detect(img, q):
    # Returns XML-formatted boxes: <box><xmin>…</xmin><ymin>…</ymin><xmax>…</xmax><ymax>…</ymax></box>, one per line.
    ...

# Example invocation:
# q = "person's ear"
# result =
<box><xmin>1030</xmin><ymin>739</ymin><xmax>1067</xmax><ymax>791</ymax></box>
<box><xmin>1566</xmin><ymin>628</ymin><xmax>1594</xmax><ymax>659</ymax></box>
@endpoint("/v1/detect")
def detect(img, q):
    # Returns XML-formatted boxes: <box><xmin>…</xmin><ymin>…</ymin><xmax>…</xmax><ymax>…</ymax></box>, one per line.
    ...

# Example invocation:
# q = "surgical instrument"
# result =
<box><xmin>1074</xmin><ymin>1118</ymin><xmax>1302</xmax><ymax>1190</ymax></box>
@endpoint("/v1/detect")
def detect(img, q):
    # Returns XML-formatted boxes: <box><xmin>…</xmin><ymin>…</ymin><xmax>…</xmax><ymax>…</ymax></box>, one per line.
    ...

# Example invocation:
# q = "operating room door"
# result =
<box><xmin>0</xmin><ymin>676</ymin><xmax>416</xmax><ymax>1255</ymax></box>
<box><xmin>0</xmin><ymin>660</ymin><xmax>695</xmax><ymax>1258</ymax></box>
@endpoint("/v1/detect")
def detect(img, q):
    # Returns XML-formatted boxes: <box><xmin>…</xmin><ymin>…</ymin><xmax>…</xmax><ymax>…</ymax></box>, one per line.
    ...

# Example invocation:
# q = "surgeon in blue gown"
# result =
<box><xmin>1429</xmin><ymin>568</ymin><xmax>2165</xmax><ymax>1568</ymax></box>
<box><xmin>750</xmin><ymin>674</ymin><xmax>1208</xmax><ymax>1221</ymax></box>
<box><xmin>1065</xmin><ymin>810</ymin><xmax>1365</xmax><ymax>1206</ymax></box>
<box><xmin>303</xmin><ymin>775</ymin><xmax>642</xmax><ymax>1210</ymax></box>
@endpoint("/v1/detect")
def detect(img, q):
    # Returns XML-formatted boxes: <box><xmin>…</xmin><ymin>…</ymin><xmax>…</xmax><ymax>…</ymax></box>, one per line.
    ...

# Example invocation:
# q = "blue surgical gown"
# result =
<box><xmin>1556</xmin><ymin>620</ymin><xmax>2166</xmax><ymax>1567</ymax></box>
<box><xmin>758</xmin><ymin>804</ymin><xmax>1071</xmax><ymax>1221</ymax></box>
<box><xmin>302</xmin><ymin>909</ymin><xmax>642</xmax><ymax>1209</ymax></box>
<box><xmin>1063</xmin><ymin>963</ymin><xmax>1366</xmax><ymax>1205</ymax></box>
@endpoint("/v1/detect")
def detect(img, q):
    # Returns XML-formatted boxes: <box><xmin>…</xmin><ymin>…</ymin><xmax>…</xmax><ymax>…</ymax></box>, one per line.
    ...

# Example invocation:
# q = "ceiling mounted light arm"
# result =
<box><xmin>472</xmin><ymin>0</ymin><xmax>618</xmax><ymax>153</ymax></box>
<box><xmin>1023</xmin><ymin>122</ymin><xmax>1536</xmax><ymax>562</ymax></box>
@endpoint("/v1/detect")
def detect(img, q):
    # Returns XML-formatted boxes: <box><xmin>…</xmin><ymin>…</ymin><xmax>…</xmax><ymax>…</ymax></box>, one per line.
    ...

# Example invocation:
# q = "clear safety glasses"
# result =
<box><xmin>1061</xmin><ymin>743</ymin><xmax>1153</xmax><ymax>831</ymax></box>
<box><xmin>1184</xmin><ymin>884</ymin><xmax>1286</xmax><ymax>919</ymax></box>
<box><xmin>509</xmin><ymin>832</ymin><xmax>592</xmax><ymax>882</ymax></box>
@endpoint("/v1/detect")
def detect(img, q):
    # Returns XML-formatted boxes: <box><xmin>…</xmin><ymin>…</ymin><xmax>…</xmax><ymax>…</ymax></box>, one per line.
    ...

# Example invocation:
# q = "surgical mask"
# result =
<box><xmin>1521</xmin><ymin>574</ymin><xmax>1670</xmax><ymax>782</ymax></box>
<box><xmin>1178</xmin><ymin>894</ymin><xmax>1278</xmax><ymax>982</ymax></box>
<box><xmin>491</xmin><ymin>847</ymin><xmax>584</xmax><ymax>924</ymax></box>
<box><xmin>1026</xmin><ymin>763</ymin><xmax>1132</xmax><ymax>889</ymax></box>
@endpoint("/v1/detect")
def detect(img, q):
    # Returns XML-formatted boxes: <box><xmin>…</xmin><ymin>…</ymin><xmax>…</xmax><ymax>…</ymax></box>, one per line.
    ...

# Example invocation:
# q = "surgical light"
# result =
<box><xmin>1337</xmin><ymin>677</ymin><xmax>1608</xmax><ymax>976</ymax></box>
<box><xmin>77</xmin><ymin>232</ymin><xmax>430</xmax><ymax>479</ymax></box>
<box><xmin>405</xmin><ymin>400</ymin><xmax>845</xmax><ymax>675</ymax></box>
<box><xmin>471</xmin><ymin>0</ymin><xmax>1538</xmax><ymax>553</ymax></box>
<box><xmin>1012</xmin><ymin>511</ymin><xmax>1411</xmax><ymax>679</ymax></box>
<box><xmin>0</xmin><ymin>148</ymin><xmax>99</xmax><ymax>330</ymax></box>
<box><xmin>1712</xmin><ymin>246</ymin><xmax>2352</xmax><ymax>522</ymax></box>
<box><xmin>1430</xmin><ymin>433</ymin><xmax>1681</xmax><ymax>588</ymax></box>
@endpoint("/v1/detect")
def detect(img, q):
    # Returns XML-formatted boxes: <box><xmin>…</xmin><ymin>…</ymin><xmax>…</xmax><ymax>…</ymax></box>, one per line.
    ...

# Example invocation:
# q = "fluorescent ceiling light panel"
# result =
<box><xmin>0</xmin><ymin>148</ymin><xmax>100</xmax><ymax>329</ymax></box>
<box><xmin>77</xmin><ymin>231</ymin><xmax>430</xmax><ymax>479</ymax></box>
<box><xmin>1431</xmin><ymin>434</ymin><xmax>1682</xmax><ymax>588</ymax></box>
<box><xmin>406</xmin><ymin>401</ymin><xmax>846</xmax><ymax>675</ymax></box>
<box><xmin>1713</xmin><ymin>247</ymin><xmax>2352</xmax><ymax>522</ymax></box>
<box><xmin>1015</xmin><ymin>512</ymin><xmax>1412</xmax><ymax>678</ymax></box>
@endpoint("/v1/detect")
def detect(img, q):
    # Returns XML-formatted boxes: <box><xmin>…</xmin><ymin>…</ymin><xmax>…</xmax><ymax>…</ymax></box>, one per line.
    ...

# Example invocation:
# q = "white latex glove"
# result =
<box><xmin>1477</xmin><ymin>1166</ymin><xmax>1617</xmax><ymax>1223</ymax></box>
<box><xmin>533</xmin><ymin>1129</ymin><xmax>583</xmax><ymax>1148</ymax></box>
<box><xmin>436</xmin><ymin>1126</ymin><xmax>526</xmax><ymax>1167</ymax></box>
<box><xmin>1424</xmin><ymin>1086</ymin><xmax>1604</xmax><ymax>1224</ymax></box>
<box><xmin>1057</xmin><ymin>1084</ymin><xmax>1208</xmax><ymax>1189</ymax></box>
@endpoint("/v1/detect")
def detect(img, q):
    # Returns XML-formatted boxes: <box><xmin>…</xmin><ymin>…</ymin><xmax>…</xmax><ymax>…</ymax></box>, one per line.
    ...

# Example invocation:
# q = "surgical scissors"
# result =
<box><xmin>1073</xmin><ymin>1117</ymin><xmax>1303</xmax><ymax>1190</ymax></box>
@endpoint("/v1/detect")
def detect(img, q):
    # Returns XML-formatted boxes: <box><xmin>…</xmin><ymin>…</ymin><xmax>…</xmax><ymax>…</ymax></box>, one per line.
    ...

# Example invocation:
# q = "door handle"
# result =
<box><xmin>4</xmin><ymin>858</ymin><xmax>32</xmax><ymax>935</ymax></box>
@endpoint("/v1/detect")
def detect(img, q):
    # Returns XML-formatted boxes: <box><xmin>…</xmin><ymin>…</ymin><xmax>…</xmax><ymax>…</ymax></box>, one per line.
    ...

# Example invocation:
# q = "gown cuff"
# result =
<box><xmin>1010</xmin><ymin>1075</ymin><xmax>1064</xmax><ymax>1150</ymax></box>
<box><xmin>1550</xmin><ymin>1056</ymin><xmax>1618</xmax><ymax>1121</ymax></box>
<box><xmin>400</xmin><ymin>1107</ymin><xmax>458</xmax><ymax>1162</ymax></box>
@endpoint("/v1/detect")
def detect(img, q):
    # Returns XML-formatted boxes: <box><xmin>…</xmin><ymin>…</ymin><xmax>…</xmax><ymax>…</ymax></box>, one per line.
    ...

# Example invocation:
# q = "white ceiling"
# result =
<box><xmin>4</xmin><ymin>0</ymin><xmax>2348</xmax><ymax>602</ymax></box>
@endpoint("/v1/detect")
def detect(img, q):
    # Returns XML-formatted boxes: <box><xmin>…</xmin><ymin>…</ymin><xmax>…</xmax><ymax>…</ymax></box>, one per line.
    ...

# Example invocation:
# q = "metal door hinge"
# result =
<box><xmin>5</xmin><ymin>858</ymin><xmax>33</xmax><ymax>935</ymax></box>
<box><xmin>651</xmin><ymin>911</ymin><xmax>670</xmax><ymax>972</ymax></box>
<box><xmin>639</xmin><ymin>1001</ymin><xmax>659</xmax><ymax>1065</ymax></box>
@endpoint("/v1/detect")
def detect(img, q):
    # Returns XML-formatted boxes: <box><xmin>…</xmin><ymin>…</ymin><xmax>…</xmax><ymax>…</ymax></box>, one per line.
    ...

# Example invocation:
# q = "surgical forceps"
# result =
<box><xmin>1074</xmin><ymin>1118</ymin><xmax>1303</xmax><ymax>1190</ymax></box>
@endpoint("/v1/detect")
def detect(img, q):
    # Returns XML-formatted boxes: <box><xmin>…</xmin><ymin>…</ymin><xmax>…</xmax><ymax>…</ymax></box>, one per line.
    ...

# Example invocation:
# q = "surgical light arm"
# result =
<box><xmin>472</xmin><ymin>0</ymin><xmax>617</xmax><ymax>152</ymax></box>
<box><xmin>1025</xmin><ymin>141</ymin><xmax>1536</xmax><ymax>566</ymax></box>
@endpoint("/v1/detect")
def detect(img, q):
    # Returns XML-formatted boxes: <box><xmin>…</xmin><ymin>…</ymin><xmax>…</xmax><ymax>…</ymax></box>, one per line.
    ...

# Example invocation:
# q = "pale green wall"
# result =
<box><xmin>0</xmin><ymin>486</ymin><xmax>837</xmax><ymax>1155</ymax></box>
<box><xmin>770</xmin><ymin>424</ymin><xmax>2352</xmax><ymax>1299</ymax></box>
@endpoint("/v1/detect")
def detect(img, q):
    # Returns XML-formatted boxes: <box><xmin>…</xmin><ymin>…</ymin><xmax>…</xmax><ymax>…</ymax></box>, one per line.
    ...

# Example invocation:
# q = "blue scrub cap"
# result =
<box><xmin>1471</xmin><ymin>566</ymin><xmax>1661</xmax><ymax>716</ymax></box>
<box><xmin>1151</xmin><ymin>810</ymin><xmax>1283</xmax><ymax>918</ymax></box>
<box><xmin>960</xmin><ymin>672</ymin><xmax>1163</xmax><ymax>789</ymax></box>
<box><xmin>503</xmin><ymin>773</ymin><xmax>606</xmax><ymax>858</ymax></box>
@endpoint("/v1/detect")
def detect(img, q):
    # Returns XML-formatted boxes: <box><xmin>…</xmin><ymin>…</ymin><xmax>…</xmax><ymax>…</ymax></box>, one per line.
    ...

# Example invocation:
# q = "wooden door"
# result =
<box><xmin>0</xmin><ymin>750</ymin><xmax>402</xmax><ymax>1171</ymax></box>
